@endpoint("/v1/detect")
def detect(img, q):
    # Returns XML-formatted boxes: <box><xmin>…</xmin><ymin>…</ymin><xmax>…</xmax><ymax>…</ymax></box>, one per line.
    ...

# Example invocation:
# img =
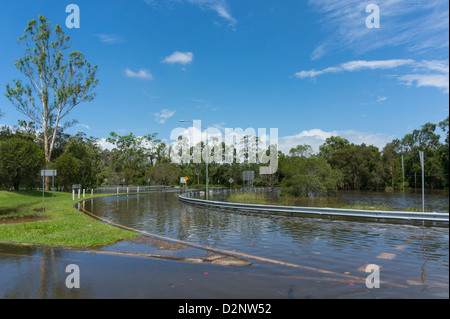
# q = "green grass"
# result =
<box><xmin>0</xmin><ymin>190</ymin><xmax>139</xmax><ymax>248</ymax></box>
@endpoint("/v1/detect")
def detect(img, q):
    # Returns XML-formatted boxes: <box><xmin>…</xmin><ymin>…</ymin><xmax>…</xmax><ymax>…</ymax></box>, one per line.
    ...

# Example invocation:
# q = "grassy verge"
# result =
<box><xmin>0</xmin><ymin>190</ymin><xmax>139</xmax><ymax>248</ymax></box>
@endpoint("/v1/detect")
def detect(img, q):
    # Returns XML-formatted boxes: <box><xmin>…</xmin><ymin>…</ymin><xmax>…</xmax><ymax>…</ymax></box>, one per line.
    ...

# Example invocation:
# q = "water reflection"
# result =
<box><xmin>218</xmin><ymin>189</ymin><xmax>449</xmax><ymax>213</ymax></box>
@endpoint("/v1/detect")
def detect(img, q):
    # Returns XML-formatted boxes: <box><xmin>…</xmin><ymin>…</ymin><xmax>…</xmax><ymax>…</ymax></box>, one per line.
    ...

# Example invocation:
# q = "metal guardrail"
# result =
<box><xmin>179</xmin><ymin>190</ymin><xmax>449</xmax><ymax>226</ymax></box>
<box><xmin>95</xmin><ymin>185</ymin><xmax>184</xmax><ymax>193</ymax></box>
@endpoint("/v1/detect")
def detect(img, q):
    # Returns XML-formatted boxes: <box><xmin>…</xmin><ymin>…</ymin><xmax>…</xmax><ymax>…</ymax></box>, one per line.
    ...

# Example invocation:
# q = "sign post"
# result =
<box><xmin>242</xmin><ymin>171</ymin><xmax>255</xmax><ymax>189</ymax></box>
<box><xmin>419</xmin><ymin>151</ymin><xmax>425</xmax><ymax>212</ymax></box>
<box><xmin>181</xmin><ymin>177</ymin><xmax>189</xmax><ymax>192</ymax></box>
<box><xmin>41</xmin><ymin>170</ymin><xmax>57</xmax><ymax>202</ymax></box>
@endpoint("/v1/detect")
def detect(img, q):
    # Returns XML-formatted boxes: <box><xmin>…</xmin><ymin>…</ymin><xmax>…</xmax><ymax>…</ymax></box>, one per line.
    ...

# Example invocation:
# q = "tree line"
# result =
<box><xmin>0</xmin><ymin>117</ymin><xmax>448</xmax><ymax>195</ymax></box>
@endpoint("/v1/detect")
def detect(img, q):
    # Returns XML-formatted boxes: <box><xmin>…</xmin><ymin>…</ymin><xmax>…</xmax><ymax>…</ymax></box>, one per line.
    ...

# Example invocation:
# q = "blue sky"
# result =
<box><xmin>0</xmin><ymin>0</ymin><xmax>448</xmax><ymax>153</ymax></box>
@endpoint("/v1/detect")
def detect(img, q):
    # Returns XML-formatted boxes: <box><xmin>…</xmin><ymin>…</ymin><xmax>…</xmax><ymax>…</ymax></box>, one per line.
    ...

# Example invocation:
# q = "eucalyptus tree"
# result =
<box><xmin>5</xmin><ymin>15</ymin><xmax>98</xmax><ymax>165</ymax></box>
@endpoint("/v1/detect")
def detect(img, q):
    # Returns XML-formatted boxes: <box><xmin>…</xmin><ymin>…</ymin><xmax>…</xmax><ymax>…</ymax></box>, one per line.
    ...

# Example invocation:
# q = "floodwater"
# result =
<box><xmin>0</xmin><ymin>191</ymin><xmax>448</xmax><ymax>299</ymax></box>
<box><xmin>221</xmin><ymin>189</ymin><xmax>449</xmax><ymax>213</ymax></box>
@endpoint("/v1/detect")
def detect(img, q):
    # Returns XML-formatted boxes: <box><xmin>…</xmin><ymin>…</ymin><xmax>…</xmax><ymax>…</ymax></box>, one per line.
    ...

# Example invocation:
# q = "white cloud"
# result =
<box><xmin>155</xmin><ymin>109</ymin><xmax>176</xmax><ymax>124</ymax></box>
<box><xmin>125</xmin><ymin>68</ymin><xmax>153</xmax><ymax>80</ymax></box>
<box><xmin>377</xmin><ymin>96</ymin><xmax>388</xmax><ymax>103</ymax></box>
<box><xmin>162</xmin><ymin>51</ymin><xmax>194</xmax><ymax>65</ymax></box>
<box><xmin>398</xmin><ymin>73</ymin><xmax>449</xmax><ymax>93</ymax></box>
<box><xmin>93</xmin><ymin>34</ymin><xmax>123</xmax><ymax>44</ymax></box>
<box><xmin>295</xmin><ymin>59</ymin><xmax>449</xmax><ymax>93</ymax></box>
<box><xmin>295</xmin><ymin>59</ymin><xmax>416</xmax><ymax>79</ymax></box>
<box><xmin>279</xmin><ymin>128</ymin><xmax>394</xmax><ymax>154</ymax></box>
<box><xmin>96</xmin><ymin>138</ymin><xmax>116</xmax><ymax>151</ymax></box>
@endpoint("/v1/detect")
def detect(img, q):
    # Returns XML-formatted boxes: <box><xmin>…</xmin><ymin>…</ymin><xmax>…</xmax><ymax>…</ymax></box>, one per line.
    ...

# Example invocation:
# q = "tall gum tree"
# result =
<box><xmin>5</xmin><ymin>15</ymin><xmax>98</xmax><ymax>174</ymax></box>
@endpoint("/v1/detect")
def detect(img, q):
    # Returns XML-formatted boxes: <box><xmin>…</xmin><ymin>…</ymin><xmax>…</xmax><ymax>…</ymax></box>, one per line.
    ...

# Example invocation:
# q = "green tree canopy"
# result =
<box><xmin>318</xmin><ymin>136</ymin><xmax>350</xmax><ymax>160</ymax></box>
<box><xmin>280</xmin><ymin>156</ymin><xmax>343</xmax><ymax>197</ymax></box>
<box><xmin>0</xmin><ymin>137</ymin><xmax>44</xmax><ymax>190</ymax></box>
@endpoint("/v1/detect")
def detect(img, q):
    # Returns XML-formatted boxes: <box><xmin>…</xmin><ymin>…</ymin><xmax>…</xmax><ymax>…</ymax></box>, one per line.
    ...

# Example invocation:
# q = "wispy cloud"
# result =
<box><xmin>144</xmin><ymin>0</ymin><xmax>237</xmax><ymax>28</ymax></box>
<box><xmin>295</xmin><ymin>59</ymin><xmax>416</xmax><ymax>79</ymax></box>
<box><xmin>93</xmin><ymin>33</ymin><xmax>123</xmax><ymax>44</ymax></box>
<box><xmin>162</xmin><ymin>51</ymin><xmax>194</xmax><ymax>65</ymax></box>
<box><xmin>143</xmin><ymin>0</ymin><xmax>157</xmax><ymax>6</ymax></box>
<box><xmin>191</xmin><ymin>98</ymin><xmax>219</xmax><ymax>111</ymax></box>
<box><xmin>295</xmin><ymin>59</ymin><xmax>449</xmax><ymax>93</ymax></box>
<box><xmin>125</xmin><ymin>68</ymin><xmax>153</xmax><ymax>80</ymax></box>
<box><xmin>187</xmin><ymin>0</ymin><xmax>237</xmax><ymax>28</ymax></box>
<box><xmin>155</xmin><ymin>109</ymin><xmax>176</xmax><ymax>124</ymax></box>
<box><xmin>307</xmin><ymin>0</ymin><xmax>449</xmax><ymax>59</ymax></box>
<box><xmin>76</xmin><ymin>123</ymin><xmax>91</xmax><ymax>130</ymax></box>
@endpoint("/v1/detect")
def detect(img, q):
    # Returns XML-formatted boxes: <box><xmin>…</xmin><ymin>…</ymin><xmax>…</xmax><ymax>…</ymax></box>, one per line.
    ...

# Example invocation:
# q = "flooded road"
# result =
<box><xmin>0</xmin><ymin>191</ymin><xmax>448</xmax><ymax>298</ymax></box>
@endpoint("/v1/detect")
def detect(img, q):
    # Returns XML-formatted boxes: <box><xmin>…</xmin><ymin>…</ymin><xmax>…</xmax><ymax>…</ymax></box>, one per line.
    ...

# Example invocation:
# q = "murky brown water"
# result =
<box><xmin>0</xmin><ymin>191</ymin><xmax>448</xmax><ymax>299</ymax></box>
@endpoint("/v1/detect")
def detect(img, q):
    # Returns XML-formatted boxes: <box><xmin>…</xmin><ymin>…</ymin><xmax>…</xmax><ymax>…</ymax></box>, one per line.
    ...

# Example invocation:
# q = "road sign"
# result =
<box><xmin>72</xmin><ymin>184</ymin><xmax>81</xmax><ymax>189</ymax></box>
<box><xmin>242</xmin><ymin>171</ymin><xmax>254</xmax><ymax>181</ymax></box>
<box><xmin>229</xmin><ymin>178</ymin><xmax>234</xmax><ymax>184</ymax></box>
<box><xmin>185</xmin><ymin>176</ymin><xmax>189</xmax><ymax>181</ymax></box>
<box><xmin>180</xmin><ymin>177</ymin><xmax>186</xmax><ymax>184</ymax></box>
<box><xmin>41</xmin><ymin>169</ymin><xmax>57</xmax><ymax>177</ymax></box>
<box><xmin>41</xmin><ymin>170</ymin><xmax>57</xmax><ymax>202</ymax></box>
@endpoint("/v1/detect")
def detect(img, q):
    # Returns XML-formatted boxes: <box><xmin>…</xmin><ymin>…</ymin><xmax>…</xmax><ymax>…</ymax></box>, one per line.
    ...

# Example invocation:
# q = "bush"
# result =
<box><xmin>0</xmin><ymin>137</ymin><xmax>44</xmax><ymax>190</ymax></box>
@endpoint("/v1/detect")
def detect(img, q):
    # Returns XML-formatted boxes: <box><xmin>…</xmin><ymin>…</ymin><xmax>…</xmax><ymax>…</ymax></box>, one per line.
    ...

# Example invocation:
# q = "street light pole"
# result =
<box><xmin>180</xmin><ymin>120</ymin><xmax>209</xmax><ymax>200</ymax></box>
